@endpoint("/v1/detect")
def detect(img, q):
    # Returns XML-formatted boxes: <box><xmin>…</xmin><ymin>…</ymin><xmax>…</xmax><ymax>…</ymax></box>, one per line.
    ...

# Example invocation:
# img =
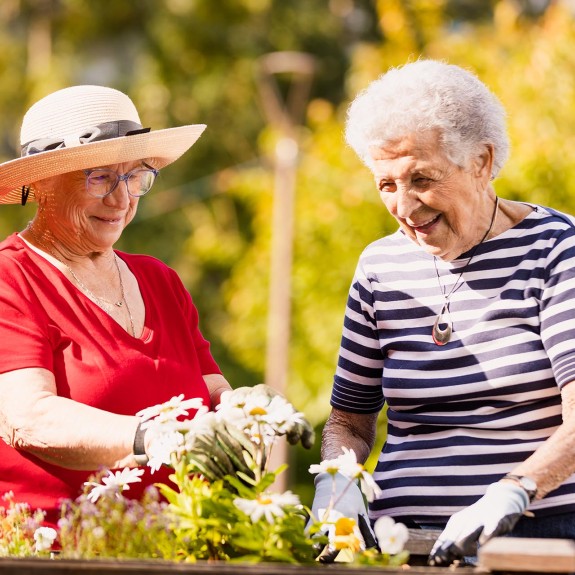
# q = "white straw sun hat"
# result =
<box><xmin>0</xmin><ymin>85</ymin><xmax>206</xmax><ymax>205</ymax></box>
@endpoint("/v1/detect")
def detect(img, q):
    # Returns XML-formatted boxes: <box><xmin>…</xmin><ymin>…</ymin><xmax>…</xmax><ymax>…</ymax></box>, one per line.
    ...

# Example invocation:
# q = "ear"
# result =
<box><xmin>472</xmin><ymin>144</ymin><xmax>494</xmax><ymax>181</ymax></box>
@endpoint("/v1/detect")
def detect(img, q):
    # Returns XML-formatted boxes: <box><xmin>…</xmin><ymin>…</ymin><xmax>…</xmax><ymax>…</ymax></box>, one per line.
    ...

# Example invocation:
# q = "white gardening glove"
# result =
<box><xmin>309</xmin><ymin>472</ymin><xmax>377</xmax><ymax>562</ymax></box>
<box><xmin>428</xmin><ymin>481</ymin><xmax>529</xmax><ymax>566</ymax></box>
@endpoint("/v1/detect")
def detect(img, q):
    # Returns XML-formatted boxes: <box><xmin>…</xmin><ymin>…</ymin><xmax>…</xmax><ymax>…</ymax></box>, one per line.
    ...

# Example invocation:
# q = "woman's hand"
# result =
<box><xmin>428</xmin><ymin>481</ymin><xmax>529</xmax><ymax>566</ymax></box>
<box><xmin>309</xmin><ymin>471</ymin><xmax>377</xmax><ymax>562</ymax></box>
<box><xmin>203</xmin><ymin>373</ymin><xmax>232</xmax><ymax>408</ymax></box>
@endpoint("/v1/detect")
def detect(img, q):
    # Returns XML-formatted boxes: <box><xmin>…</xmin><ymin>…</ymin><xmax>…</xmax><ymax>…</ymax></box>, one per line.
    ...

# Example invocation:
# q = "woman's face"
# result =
<box><xmin>34</xmin><ymin>161</ymin><xmax>144</xmax><ymax>253</ymax></box>
<box><xmin>369</xmin><ymin>130</ymin><xmax>493</xmax><ymax>261</ymax></box>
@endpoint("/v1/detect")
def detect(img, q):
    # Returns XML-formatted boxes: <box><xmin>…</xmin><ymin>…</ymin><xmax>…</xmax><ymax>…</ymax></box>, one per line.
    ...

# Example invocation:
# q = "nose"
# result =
<box><xmin>103</xmin><ymin>178</ymin><xmax>131</xmax><ymax>208</ymax></box>
<box><xmin>394</xmin><ymin>185</ymin><xmax>420</xmax><ymax>219</ymax></box>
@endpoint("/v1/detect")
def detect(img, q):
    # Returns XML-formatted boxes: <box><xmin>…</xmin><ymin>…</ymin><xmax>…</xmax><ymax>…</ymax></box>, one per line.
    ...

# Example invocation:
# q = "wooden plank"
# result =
<box><xmin>0</xmin><ymin>529</ymin><xmax>477</xmax><ymax>575</ymax></box>
<box><xmin>479</xmin><ymin>537</ymin><xmax>575</xmax><ymax>573</ymax></box>
<box><xmin>406</xmin><ymin>528</ymin><xmax>439</xmax><ymax>556</ymax></box>
<box><xmin>0</xmin><ymin>557</ymin><xmax>480</xmax><ymax>575</ymax></box>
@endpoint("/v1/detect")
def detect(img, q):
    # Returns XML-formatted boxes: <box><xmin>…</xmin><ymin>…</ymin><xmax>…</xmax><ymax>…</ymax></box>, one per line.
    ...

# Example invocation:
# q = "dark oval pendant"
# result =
<box><xmin>432</xmin><ymin>314</ymin><xmax>452</xmax><ymax>346</ymax></box>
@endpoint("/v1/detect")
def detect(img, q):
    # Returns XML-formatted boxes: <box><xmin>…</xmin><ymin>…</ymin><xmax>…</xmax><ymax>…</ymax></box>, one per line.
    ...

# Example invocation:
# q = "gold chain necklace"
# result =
<box><xmin>65</xmin><ymin>255</ymin><xmax>135</xmax><ymax>338</ymax></box>
<box><xmin>432</xmin><ymin>196</ymin><xmax>499</xmax><ymax>346</ymax></box>
<box><xmin>25</xmin><ymin>223</ymin><xmax>135</xmax><ymax>337</ymax></box>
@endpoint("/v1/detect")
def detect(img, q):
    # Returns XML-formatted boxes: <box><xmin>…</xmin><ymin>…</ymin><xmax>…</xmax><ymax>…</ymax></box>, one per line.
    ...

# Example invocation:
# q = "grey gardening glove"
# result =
<box><xmin>309</xmin><ymin>472</ymin><xmax>377</xmax><ymax>562</ymax></box>
<box><xmin>428</xmin><ymin>481</ymin><xmax>529</xmax><ymax>566</ymax></box>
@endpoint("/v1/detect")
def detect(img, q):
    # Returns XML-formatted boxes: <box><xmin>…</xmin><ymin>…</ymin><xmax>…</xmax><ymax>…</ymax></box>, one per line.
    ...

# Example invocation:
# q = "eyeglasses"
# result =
<box><xmin>83</xmin><ymin>165</ymin><xmax>159</xmax><ymax>198</ymax></box>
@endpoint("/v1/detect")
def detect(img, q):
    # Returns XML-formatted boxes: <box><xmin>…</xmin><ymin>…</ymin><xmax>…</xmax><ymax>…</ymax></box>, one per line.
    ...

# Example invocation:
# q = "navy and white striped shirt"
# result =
<box><xmin>331</xmin><ymin>205</ymin><xmax>575</xmax><ymax>522</ymax></box>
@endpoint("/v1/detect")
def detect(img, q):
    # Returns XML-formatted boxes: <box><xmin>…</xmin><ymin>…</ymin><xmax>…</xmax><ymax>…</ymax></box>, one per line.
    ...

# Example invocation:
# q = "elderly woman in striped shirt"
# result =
<box><xmin>310</xmin><ymin>59</ymin><xmax>575</xmax><ymax>566</ymax></box>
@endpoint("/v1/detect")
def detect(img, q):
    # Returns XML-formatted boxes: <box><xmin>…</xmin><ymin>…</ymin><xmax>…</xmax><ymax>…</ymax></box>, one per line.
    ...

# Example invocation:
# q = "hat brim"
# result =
<box><xmin>0</xmin><ymin>124</ymin><xmax>206</xmax><ymax>204</ymax></box>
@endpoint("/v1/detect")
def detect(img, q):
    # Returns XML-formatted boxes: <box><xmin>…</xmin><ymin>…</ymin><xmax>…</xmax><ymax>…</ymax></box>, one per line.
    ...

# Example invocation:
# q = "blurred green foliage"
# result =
<box><xmin>1</xmin><ymin>0</ymin><xmax>574</xmax><ymax>500</ymax></box>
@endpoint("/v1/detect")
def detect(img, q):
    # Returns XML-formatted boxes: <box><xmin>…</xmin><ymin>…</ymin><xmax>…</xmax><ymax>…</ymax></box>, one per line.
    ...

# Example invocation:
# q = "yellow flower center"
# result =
<box><xmin>249</xmin><ymin>406</ymin><xmax>268</xmax><ymax>416</ymax></box>
<box><xmin>335</xmin><ymin>517</ymin><xmax>356</xmax><ymax>536</ymax></box>
<box><xmin>334</xmin><ymin>534</ymin><xmax>362</xmax><ymax>552</ymax></box>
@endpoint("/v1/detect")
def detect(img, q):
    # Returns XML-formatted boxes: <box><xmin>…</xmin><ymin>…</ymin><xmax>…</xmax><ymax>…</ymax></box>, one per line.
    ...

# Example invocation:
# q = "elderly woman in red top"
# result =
<box><xmin>0</xmin><ymin>85</ymin><xmax>232</xmax><ymax>524</ymax></box>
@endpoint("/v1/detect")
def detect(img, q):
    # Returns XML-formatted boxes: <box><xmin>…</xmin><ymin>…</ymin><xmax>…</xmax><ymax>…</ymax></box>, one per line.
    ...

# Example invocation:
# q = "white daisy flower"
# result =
<box><xmin>308</xmin><ymin>448</ymin><xmax>382</xmax><ymax>502</ymax></box>
<box><xmin>242</xmin><ymin>393</ymin><xmax>272</xmax><ymax>419</ymax></box>
<box><xmin>243</xmin><ymin>420</ymin><xmax>277</xmax><ymax>446</ymax></box>
<box><xmin>262</xmin><ymin>395</ymin><xmax>305</xmax><ymax>434</ymax></box>
<box><xmin>181</xmin><ymin>411</ymin><xmax>219</xmax><ymax>449</ymax></box>
<box><xmin>216</xmin><ymin>405</ymin><xmax>250</xmax><ymax>431</ymax></box>
<box><xmin>308</xmin><ymin>448</ymin><xmax>361</xmax><ymax>477</ymax></box>
<box><xmin>136</xmin><ymin>395</ymin><xmax>206</xmax><ymax>424</ymax></box>
<box><xmin>308</xmin><ymin>458</ymin><xmax>344</xmax><ymax>475</ymax></box>
<box><xmin>214</xmin><ymin>393</ymin><xmax>252</xmax><ymax>430</ymax></box>
<box><xmin>334</xmin><ymin>447</ymin><xmax>382</xmax><ymax>502</ymax></box>
<box><xmin>335</xmin><ymin>447</ymin><xmax>364</xmax><ymax>479</ymax></box>
<box><xmin>147</xmin><ymin>428</ymin><xmax>184</xmax><ymax>473</ymax></box>
<box><xmin>216</xmin><ymin>388</ymin><xmax>234</xmax><ymax>405</ymax></box>
<box><xmin>373</xmin><ymin>516</ymin><xmax>409</xmax><ymax>555</ymax></box>
<box><xmin>33</xmin><ymin>527</ymin><xmax>57</xmax><ymax>552</ymax></box>
<box><xmin>358</xmin><ymin>471</ymin><xmax>383</xmax><ymax>503</ymax></box>
<box><xmin>84</xmin><ymin>467</ymin><xmax>145</xmax><ymax>503</ymax></box>
<box><xmin>217</xmin><ymin>386</ymin><xmax>269</xmax><ymax>414</ymax></box>
<box><xmin>234</xmin><ymin>491</ymin><xmax>300</xmax><ymax>523</ymax></box>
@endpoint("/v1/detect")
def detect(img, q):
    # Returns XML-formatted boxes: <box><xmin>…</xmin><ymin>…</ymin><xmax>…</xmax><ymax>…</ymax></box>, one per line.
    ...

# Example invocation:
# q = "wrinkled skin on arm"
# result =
<box><xmin>321</xmin><ymin>407</ymin><xmax>379</xmax><ymax>464</ymax></box>
<box><xmin>0</xmin><ymin>367</ymin><xmax>140</xmax><ymax>469</ymax></box>
<box><xmin>0</xmin><ymin>370</ymin><xmax>234</xmax><ymax>470</ymax></box>
<box><xmin>508</xmin><ymin>380</ymin><xmax>575</xmax><ymax>497</ymax></box>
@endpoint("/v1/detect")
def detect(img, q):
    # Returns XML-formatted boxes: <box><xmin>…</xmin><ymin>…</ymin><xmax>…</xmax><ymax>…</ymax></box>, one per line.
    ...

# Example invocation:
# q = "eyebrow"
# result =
<box><xmin>88</xmin><ymin>161</ymin><xmax>153</xmax><ymax>171</ymax></box>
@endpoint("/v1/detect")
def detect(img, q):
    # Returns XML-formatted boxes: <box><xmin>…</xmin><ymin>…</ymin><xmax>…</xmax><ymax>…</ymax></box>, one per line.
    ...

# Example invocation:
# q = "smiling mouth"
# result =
<box><xmin>94</xmin><ymin>216</ymin><xmax>123</xmax><ymax>225</ymax></box>
<box><xmin>412</xmin><ymin>214</ymin><xmax>441</xmax><ymax>234</ymax></box>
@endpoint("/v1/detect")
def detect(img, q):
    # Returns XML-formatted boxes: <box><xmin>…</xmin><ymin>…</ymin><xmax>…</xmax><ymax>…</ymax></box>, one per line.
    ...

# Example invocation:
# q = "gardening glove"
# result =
<box><xmin>428</xmin><ymin>481</ymin><xmax>529</xmax><ymax>566</ymax></box>
<box><xmin>309</xmin><ymin>472</ymin><xmax>377</xmax><ymax>562</ymax></box>
<box><xmin>221</xmin><ymin>384</ymin><xmax>315</xmax><ymax>449</ymax></box>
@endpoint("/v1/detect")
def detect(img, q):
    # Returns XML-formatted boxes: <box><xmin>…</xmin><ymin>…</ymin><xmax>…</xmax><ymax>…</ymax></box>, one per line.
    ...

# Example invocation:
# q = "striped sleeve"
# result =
<box><xmin>540</xmin><ymin>229</ymin><xmax>575</xmax><ymax>387</ymax></box>
<box><xmin>331</xmin><ymin>258</ymin><xmax>385</xmax><ymax>413</ymax></box>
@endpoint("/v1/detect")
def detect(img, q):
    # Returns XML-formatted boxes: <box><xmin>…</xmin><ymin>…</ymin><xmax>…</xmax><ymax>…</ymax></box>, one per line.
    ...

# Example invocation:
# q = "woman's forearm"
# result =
<box><xmin>4</xmin><ymin>393</ymin><xmax>140</xmax><ymax>470</ymax></box>
<box><xmin>321</xmin><ymin>408</ymin><xmax>379</xmax><ymax>463</ymax></box>
<box><xmin>0</xmin><ymin>367</ymin><xmax>139</xmax><ymax>470</ymax></box>
<box><xmin>508</xmin><ymin>381</ymin><xmax>575</xmax><ymax>499</ymax></box>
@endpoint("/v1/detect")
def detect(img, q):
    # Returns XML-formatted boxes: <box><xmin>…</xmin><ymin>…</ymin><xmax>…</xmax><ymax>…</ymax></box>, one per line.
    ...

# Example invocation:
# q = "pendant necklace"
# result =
<box><xmin>432</xmin><ymin>196</ymin><xmax>499</xmax><ymax>346</ymax></box>
<box><xmin>24</xmin><ymin>223</ymin><xmax>135</xmax><ymax>337</ymax></box>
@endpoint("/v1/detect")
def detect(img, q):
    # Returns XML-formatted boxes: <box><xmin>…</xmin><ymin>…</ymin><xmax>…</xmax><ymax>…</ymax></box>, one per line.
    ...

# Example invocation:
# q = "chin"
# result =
<box><xmin>416</xmin><ymin>238</ymin><xmax>441</xmax><ymax>256</ymax></box>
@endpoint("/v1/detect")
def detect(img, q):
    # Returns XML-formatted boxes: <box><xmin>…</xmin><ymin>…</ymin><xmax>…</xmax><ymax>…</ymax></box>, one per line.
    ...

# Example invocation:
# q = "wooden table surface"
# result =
<box><xmin>0</xmin><ymin>530</ymin><xmax>572</xmax><ymax>575</ymax></box>
<box><xmin>0</xmin><ymin>557</ymin><xmax>482</xmax><ymax>575</ymax></box>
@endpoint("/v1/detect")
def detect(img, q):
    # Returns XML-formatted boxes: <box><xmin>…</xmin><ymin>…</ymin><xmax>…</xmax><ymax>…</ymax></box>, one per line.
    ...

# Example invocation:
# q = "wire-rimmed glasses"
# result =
<box><xmin>84</xmin><ymin>164</ymin><xmax>159</xmax><ymax>198</ymax></box>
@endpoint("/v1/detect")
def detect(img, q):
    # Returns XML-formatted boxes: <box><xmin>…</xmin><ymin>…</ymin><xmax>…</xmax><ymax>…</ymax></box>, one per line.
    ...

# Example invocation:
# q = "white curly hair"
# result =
<box><xmin>344</xmin><ymin>59</ymin><xmax>509</xmax><ymax>178</ymax></box>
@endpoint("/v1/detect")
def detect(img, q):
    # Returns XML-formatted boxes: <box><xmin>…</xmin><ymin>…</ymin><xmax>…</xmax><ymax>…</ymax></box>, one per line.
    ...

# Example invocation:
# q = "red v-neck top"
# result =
<box><xmin>0</xmin><ymin>233</ymin><xmax>220</xmax><ymax>521</ymax></box>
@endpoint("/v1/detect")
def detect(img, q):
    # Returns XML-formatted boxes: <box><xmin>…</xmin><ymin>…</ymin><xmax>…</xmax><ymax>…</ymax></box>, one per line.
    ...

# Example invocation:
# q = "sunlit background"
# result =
<box><xmin>1</xmin><ymin>0</ymin><xmax>574</xmax><ymax>502</ymax></box>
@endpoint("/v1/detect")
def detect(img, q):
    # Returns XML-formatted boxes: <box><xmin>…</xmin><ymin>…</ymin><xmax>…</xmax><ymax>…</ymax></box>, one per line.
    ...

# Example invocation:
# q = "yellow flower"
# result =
<box><xmin>333</xmin><ymin>517</ymin><xmax>361</xmax><ymax>552</ymax></box>
<box><xmin>335</xmin><ymin>516</ymin><xmax>356</xmax><ymax>536</ymax></box>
